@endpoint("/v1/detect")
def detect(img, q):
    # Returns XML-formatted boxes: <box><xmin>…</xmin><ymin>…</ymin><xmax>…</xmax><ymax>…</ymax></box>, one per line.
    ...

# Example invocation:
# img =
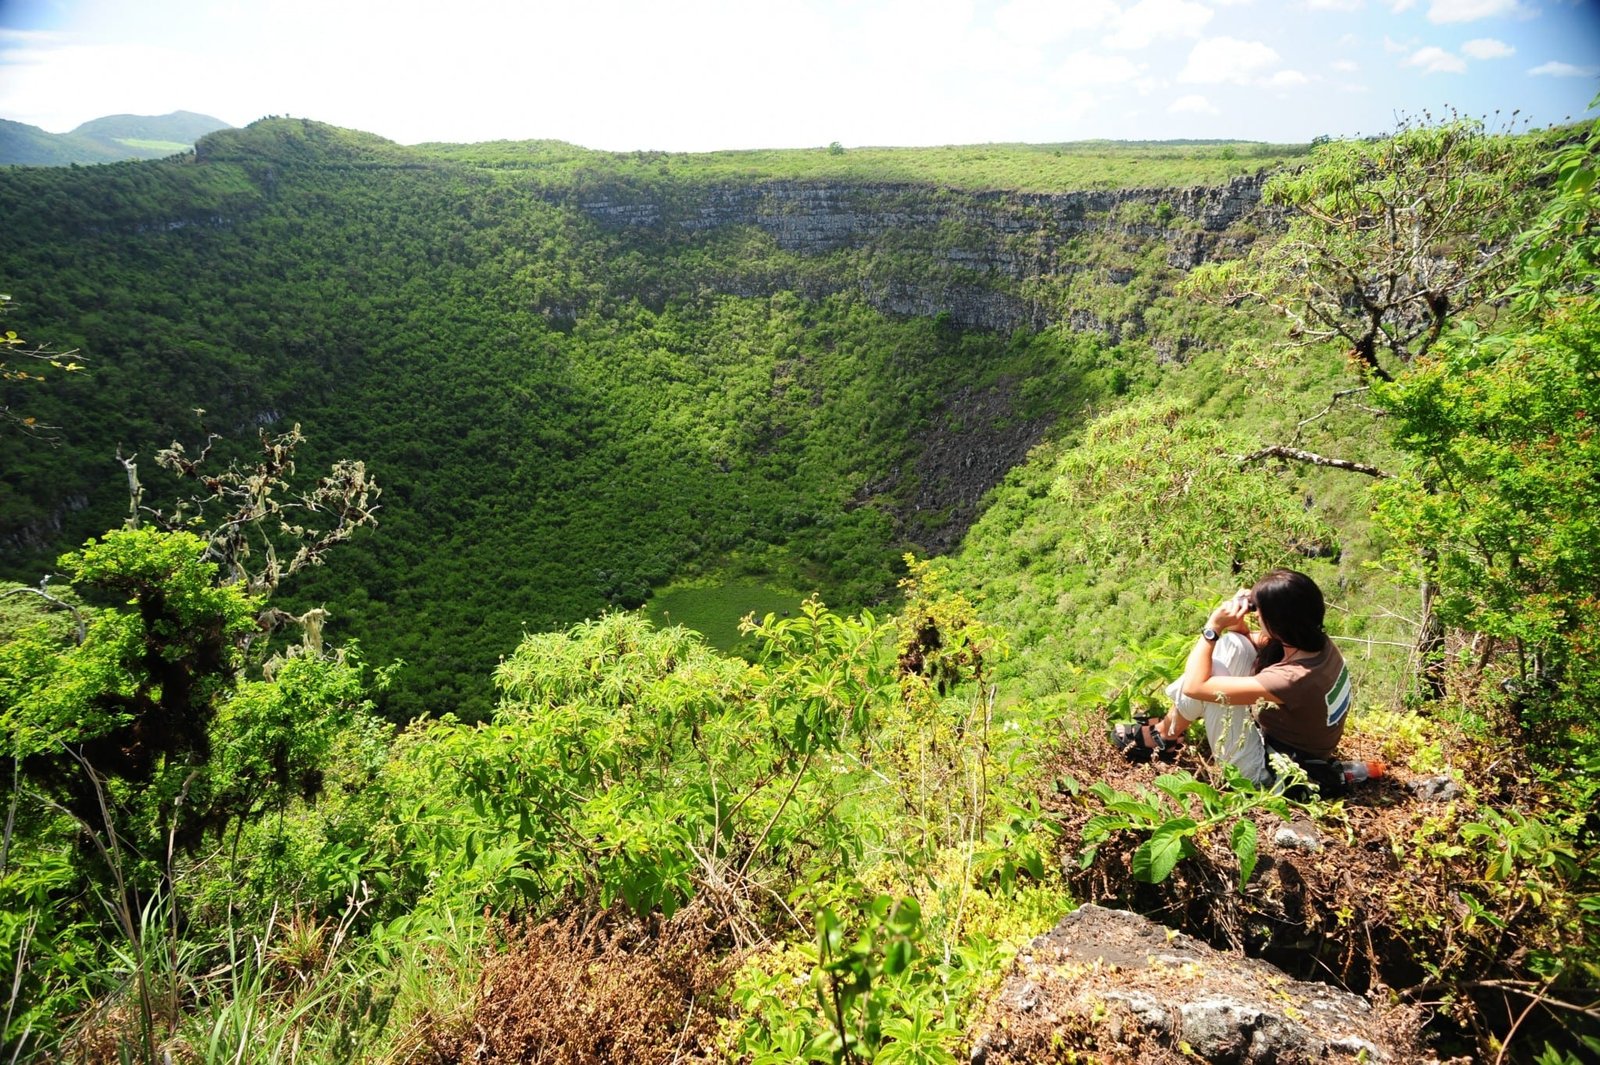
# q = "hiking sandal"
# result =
<box><xmin>1110</xmin><ymin>716</ymin><xmax>1182</xmax><ymax>763</ymax></box>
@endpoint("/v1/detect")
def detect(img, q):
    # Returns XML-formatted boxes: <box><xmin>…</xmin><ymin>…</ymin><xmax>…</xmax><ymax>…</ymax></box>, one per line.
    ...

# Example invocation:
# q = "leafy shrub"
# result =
<box><xmin>1344</xmin><ymin>707</ymin><xmax>1446</xmax><ymax>774</ymax></box>
<box><xmin>1069</xmin><ymin>769</ymin><xmax>1293</xmax><ymax>891</ymax></box>
<box><xmin>1371</xmin><ymin>297</ymin><xmax>1600</xmax><ymax>757</ymax></box>
<box><xmin>732</xmin><ymin>894</ymin><xmax>974</xmax><ymax>1065</ymax></box>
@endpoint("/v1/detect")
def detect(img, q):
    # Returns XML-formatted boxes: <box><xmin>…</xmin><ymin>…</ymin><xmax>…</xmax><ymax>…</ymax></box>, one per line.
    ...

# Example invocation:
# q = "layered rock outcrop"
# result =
<box><xmin>575</xmin><ymin>174</ymin><xmax>1278</xmax><ymax>335</ymax></box>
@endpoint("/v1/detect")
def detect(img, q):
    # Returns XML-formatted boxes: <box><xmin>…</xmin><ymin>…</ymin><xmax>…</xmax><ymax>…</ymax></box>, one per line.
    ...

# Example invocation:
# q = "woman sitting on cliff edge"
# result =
<box><xmin>1152</xmin><ymin>568</ymin><xmax>1372</xmax><ymax>792</ymax></box>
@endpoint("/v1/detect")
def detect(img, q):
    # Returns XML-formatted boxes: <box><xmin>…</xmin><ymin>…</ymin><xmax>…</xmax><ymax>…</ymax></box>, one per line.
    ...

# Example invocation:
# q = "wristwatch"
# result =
<box><xmin>1202</xmin><ymin>627</ymin><xmax>1219</xmax><ymax>643</ymax></box>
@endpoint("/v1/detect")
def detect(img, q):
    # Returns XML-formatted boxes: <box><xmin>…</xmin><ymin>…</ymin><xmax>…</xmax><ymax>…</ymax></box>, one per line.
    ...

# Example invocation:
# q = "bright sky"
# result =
<box><xmin>1</xmin><ymin>0</ymin><xmax>1596</xmax><ymax>149</ymax></box>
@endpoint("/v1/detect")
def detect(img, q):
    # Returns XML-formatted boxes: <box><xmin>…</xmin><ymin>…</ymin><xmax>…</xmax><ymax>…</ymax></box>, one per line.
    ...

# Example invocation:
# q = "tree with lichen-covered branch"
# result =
<box><xmin>1187</xmin><ymin>114</ymin><xmax>1546</xmax><ymax>382</ymax></box>
<box><xmin>0</xmin><ymin>292</ymin><xmax>85</xmax><ymax>438</ymax></box>
<box><xmin>127</xmin><ymin>423</ymin><xmax>380</xmax><ymax>641</ymax></box>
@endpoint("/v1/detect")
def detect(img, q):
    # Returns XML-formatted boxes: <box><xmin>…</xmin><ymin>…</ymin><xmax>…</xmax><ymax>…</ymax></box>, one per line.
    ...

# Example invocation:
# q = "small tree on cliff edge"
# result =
<box><xmin>2</xmin><ymin>426</ymin><xmax>380</xmax><ymax>876</ymax></box>
<box><xmin>1187</xmin><ymin>113</ymin><xmax>1545</xmax><ymax>383</ymax></box>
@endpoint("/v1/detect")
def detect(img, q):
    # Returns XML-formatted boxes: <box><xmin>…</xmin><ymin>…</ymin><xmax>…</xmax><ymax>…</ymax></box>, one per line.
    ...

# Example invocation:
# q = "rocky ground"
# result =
<box><xmin>972</xmin><ymin>903</ymin><xmax>1431</xmax><ymax>1064</ymax></box>
<box><xmin>1031</xmin><ymin>718</ymin><xmax>1543</xmax><ymax>1062</ymax></box>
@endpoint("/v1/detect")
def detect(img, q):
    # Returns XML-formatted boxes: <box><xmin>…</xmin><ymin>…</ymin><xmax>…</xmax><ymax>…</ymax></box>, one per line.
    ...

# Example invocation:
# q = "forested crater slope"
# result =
<box><xmin>0</xmin><ymin>118</ymin><xmax>1296</xmax><ymax>717</ymax></box>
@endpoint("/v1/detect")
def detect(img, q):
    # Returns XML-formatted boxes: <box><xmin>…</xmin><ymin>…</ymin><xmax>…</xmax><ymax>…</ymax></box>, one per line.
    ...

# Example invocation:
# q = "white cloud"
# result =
<box><xmin>1051</xmin><ymin>50</ymin><xmax>1147</xmax><ymax>87</ymax></box>
<box><xmin>1178</xmin><ymin>36</ymin><xmax>1282</xmax><ymax>84</ymax></box>
<box><xmin>1306</xmin><ymin>0</ymin><xmax>1363</xmax><ymax>10</ymax></box>
<box><xmin>1383</xmin><ymin>35</ymin><xmax>1411</xmax><ymax>52</ymax></box>
<box><xmin>1169</xmin><ymin>93</ymin><xmax>1220</xmax><ymax>114</ymax></box>
<box><xmin>1104</xmin><ymin>0</ymin><xmax>1214</xmax><ymax>50</ymax></box>
<box><xmin>0</xmin><ymin>40</ymin><xmax>213</xmax><ymax>131</ymax></box>
<box><xmin>1427</xmin><ymin>0</ymin><xmax>1524</xmax><ymax>23</ymax></box>
<box><xmin>1408</xmin><ymin>45</ymin><xmax>1467</xmax><ymax>73</ymax></box>
<box><xmin>1461</xmin><ymin>38</ymin><xmax>1514</xmax><ymax>59</ymax></box>
<box><xmin>1388</xmin><ymin>0</ymin><xmax>1417</xmax><ymax>10</ymax></box>
<box><xmin>0</xmin><ymin>0</ymin><xmax>1589</xmax><ymax>151</ymax></box>
<box><xmin>1529</xmin><ymin>60</ymin><xmax>1600</xmax><ymax>77</ymax></box>
<box><xmin>0</xmin><ymin>27</ymin><xmax>65</xmax><ymax>44</ymax></box>
<box><xmin>993</xmin><ymin>0</ymin><xmax>1118</xmax><ymax>42</ymax></box>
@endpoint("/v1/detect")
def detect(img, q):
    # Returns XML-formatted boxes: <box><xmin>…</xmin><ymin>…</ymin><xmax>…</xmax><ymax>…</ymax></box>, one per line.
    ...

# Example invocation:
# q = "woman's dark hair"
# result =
<box><xmin>1251</xmin><ymin>569</ymin><xmax>1328</xmax><ymax>658</ymax></box>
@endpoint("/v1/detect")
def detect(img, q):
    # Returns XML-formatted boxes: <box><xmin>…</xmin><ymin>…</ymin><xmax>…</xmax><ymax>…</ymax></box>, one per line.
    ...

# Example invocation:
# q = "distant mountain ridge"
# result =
<box><xmin>0</xmin><ymin>110</ymin><xmax>232</xmax><ymax>166</ymax></box>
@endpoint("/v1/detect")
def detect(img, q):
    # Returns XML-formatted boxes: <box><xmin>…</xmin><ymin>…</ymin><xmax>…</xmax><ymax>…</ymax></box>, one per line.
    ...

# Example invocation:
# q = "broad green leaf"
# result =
<box><xmin>883</xmin><ymin>937</ymin><xmax>913</xmax><ymax>976</ymax></box>
<box><xmin>1231</xmin><ymin>819</ymin><xmax>1258</xmax><ymax>890</ymax></box>
<box><xmin>1131</xmin><ymin>817</ymin><xmax>1198</xmax><ymax>883</ymax></box>
<box><xmin>1081</xmin><ymin>813</ymin><xmax>1133</xmax><ymax>842</ymax></box>
<box><xmin>1106</xmin><ymin>798</ymin><xmax>1161</xmax><ymax>821</ymax></box>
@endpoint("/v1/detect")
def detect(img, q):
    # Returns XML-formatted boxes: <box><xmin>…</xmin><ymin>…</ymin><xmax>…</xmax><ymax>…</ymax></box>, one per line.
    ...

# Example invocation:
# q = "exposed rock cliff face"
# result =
<box><xmin>904</xmin><ymin>380</ymin><xmax>1049</xmax><ymax>555</ymax></box>
<box><xmin>973</xmin><ymin>905</ymin><xmax>1430</xmax><ymax>1065</ymax></box>
<box><xmin>575</xmin><ymin>174</ymin><xmax>1277</xmax><ymax>335</ymax></box>
<box><xmin>581</xmin><ymin>176</ymin><xmax>1267</xmax><ymax>256</ymax></box>
<box><xmin>2</xmin><ymin>494</ymin><xmax>91</xmax><ymax>555</ymax></box>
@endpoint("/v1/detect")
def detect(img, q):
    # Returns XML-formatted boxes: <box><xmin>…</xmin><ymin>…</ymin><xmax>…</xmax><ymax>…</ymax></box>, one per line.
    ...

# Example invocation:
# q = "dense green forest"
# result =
<box><xmin>0</xmin><ymin>120</ymin><xmax>1293</xmax><ymax>719</ymax></box>
<box><xmin>2</xmin><ymin>114</ymin><xmax>1597</xmax><ymax>1063</ymax></box>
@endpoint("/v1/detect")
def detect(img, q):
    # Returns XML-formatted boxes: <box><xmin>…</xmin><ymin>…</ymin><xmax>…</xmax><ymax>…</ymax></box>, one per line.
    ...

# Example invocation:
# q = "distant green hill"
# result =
<box><xmin>0</xmin><ymin>119</ymin><xmax>110</xmax><ymax>165</ymax></box>
<box><xmin>0</xmin><ymin>110</ymin><xmax>232</xmax><ymax>165</ymax></box>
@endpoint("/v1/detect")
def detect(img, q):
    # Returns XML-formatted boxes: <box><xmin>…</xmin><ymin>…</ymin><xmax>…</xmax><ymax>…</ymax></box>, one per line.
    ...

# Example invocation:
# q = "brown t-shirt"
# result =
<box><xmin>1254</xmin><ymin>643</ymin><xmax>1352</xmax><ymax>758</ymax></box>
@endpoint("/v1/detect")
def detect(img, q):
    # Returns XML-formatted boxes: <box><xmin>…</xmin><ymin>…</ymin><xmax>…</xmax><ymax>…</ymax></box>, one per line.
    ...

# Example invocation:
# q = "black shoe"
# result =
<box><xmin>1110</xmin><ymin>715</ymin><xmax>1180</xmax><ymax>763</ymax></box>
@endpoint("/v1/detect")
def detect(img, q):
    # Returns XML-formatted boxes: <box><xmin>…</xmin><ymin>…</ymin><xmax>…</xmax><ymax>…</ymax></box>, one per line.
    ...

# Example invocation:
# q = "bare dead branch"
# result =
<box><xmin>1467</xmin><ymin>979</ymin><xmax>1600</xmax><ymax>1019</ymax></box>
<box><xmin>0</xmin><ymin>577</ymin><xmax>87</xmax><ymax>645</ymax></box>
<box><xmin>1238</xmin><ymin>445</ymin><xmax>1392</xmax><ymax>479</ymax></box>
<box><xmin>115</xmin><ymin>447</ymin><xmax>142</xmax><ymax>530</ymax></box>
<box><xmin>2</xmin><ymin>289</ymin><xmax>86</xmax><ymax>440</ymax></box>
<box><xmin>1291</xmin><ymin>387</ymin><xmax>1385</xmax><ymax>445</ymax></box>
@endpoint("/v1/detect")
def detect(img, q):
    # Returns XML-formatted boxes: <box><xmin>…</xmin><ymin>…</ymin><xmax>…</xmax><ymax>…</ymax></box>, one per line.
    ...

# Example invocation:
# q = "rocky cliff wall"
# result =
<box><xmin>573</xmin><ymin>174</ymin><xmax>1279</xmax><ymax>336</ymax></box>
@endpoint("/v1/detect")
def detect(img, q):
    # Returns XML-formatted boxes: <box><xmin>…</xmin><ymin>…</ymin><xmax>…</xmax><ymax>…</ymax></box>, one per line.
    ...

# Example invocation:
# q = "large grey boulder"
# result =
<box><xmin>971</xmin><ymin>904</ymin><xmax>1433</xmax><ymax>1064</ymax></box>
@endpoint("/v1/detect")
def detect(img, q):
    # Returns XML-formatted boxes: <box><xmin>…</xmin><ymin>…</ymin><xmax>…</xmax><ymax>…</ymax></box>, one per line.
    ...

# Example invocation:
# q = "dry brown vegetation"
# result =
<box><xmin>422</xmin><ymin>902</ymin><xmax>734</xmax><ymax>1065</ymax></box>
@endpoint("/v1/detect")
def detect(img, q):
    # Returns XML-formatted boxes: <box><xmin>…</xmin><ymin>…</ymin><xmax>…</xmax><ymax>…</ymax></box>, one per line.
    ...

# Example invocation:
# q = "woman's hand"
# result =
<box><xmin>1157</xmin><ymin>708</ymin><xmax>1191</xmax><ymax>740</ymax></box>
<box><xmin>1208</xmin><ymin>589</ymin><xmax>1253</xmax><ymax>635</ymax></box>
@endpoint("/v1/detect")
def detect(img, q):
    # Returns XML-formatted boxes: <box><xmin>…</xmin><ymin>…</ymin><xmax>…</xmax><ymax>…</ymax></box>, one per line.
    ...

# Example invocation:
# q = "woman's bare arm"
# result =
<box><xmin>1157</xmin><ymin>593</ymin><xmax>1280</xmax><ymax>738</ymax></box>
